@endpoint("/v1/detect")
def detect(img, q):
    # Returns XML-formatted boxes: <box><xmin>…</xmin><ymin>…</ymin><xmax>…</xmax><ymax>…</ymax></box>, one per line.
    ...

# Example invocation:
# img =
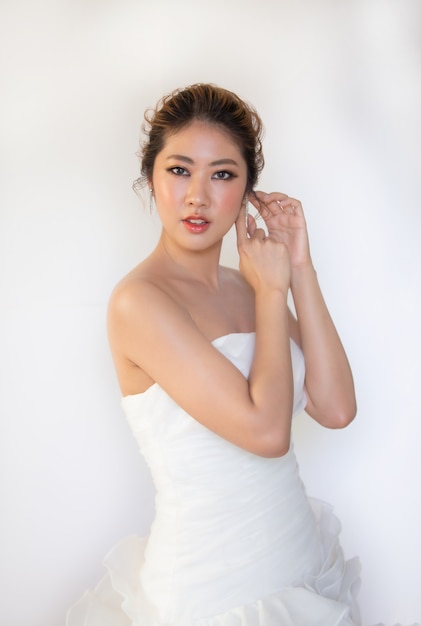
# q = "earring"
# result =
<box><xmin>149</xmin><ymin>188</ymin><xmax>154</xmax><ymax>212</ymax></box>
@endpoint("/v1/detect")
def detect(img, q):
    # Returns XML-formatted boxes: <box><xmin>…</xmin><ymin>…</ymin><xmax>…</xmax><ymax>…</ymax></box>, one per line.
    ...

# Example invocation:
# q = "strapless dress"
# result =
<box><xmin>66</xmin><ymin>332</ymin><xmax>363</xmax><ymax>625</ymax></box>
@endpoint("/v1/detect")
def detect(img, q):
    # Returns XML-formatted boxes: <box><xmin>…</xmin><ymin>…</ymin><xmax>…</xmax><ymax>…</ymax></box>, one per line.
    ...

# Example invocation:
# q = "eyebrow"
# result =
<box><xmin>166</xmin><ymin>155</ymin><xmax>239</xmax><ymax>167</ymax></box>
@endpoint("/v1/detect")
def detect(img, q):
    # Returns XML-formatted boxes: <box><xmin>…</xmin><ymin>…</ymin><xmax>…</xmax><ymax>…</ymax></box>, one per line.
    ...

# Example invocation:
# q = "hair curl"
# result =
<box><xmin>135</xmin><ymin>83</ymin><xmax>264</xmax><ymax>194</ymax></box>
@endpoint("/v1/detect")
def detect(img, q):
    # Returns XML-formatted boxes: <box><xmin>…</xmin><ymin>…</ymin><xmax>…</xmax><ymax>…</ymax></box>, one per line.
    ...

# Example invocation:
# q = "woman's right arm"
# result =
<box><xmin>107</xmin><ymin>209</ymin><xmax>294</xmax><ymax>458</ymax></box>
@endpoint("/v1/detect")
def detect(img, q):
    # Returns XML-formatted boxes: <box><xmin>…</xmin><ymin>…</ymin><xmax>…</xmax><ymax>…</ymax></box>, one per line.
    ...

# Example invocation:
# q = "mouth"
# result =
<box><xmin>182</xmin><ymin>216</ymin><xmax>210</xmax><ymax>233</ymax></box>
<box><xmin>183</xmin><ymin>217</ymin><xmax>209</xmax><ymax>225</ymax></box>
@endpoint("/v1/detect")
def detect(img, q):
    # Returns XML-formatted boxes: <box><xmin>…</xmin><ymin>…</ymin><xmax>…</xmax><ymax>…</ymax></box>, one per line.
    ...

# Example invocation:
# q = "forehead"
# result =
<box><xmin>161</xmin><ymin>121</ymin><xmax>244</xmax><ymax>156</ymax></box>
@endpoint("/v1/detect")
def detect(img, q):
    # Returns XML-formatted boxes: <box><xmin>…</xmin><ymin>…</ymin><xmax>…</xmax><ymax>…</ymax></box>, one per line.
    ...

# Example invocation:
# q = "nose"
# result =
<box><xmin>185</xmin><ymin>174</ymin><xmax>209</xmax><ymax>209</ymax></box>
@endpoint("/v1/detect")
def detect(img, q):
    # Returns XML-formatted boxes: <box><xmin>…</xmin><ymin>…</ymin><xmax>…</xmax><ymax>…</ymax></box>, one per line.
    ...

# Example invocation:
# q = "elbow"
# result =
<box><xmin>306</xmin><ymin>390</ymin><xmax>357</xmax><ymax>429</ymax></box>
<box><xmin>326</xmin><ymin>401</ymin><xmax>357</xmax><ymax>429</ymax></box>
<box><xmin>254</xmin><ymin>428</ymin><xmax>291</xmax><ymax>458</ymax></box>
<box><xmin>264</xmin><ymin>442</ymin><xmax>291</xmax><ymax>458</ymax></box>
<box><xmin>337</xmin><ymin>394</ymin><xmax>358</xmax><ymax>428</ymax></box>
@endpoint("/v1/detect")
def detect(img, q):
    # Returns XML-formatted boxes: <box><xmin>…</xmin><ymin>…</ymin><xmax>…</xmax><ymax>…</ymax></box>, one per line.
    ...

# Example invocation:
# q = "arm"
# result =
<box><xmin>253</xmin><ymin>191</ymin><xmax>357</xmax><ymax>428</ymax></box>
<box><xmin>289</xmin><ymin>266</ymin><xmax>357</xmax><ymax>427</ymax></box>
<box><xmin>107</xmin><ymin>206</ymin><xmax>295</xmax><ymax>457</ymax></box>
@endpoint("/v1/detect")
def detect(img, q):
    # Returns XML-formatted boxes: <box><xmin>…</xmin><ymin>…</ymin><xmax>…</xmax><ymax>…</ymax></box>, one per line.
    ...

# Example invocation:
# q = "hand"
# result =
<box><xmin>235</xmin><ymin>201</ymin><xmax>291</xmax><ymax>296</ymax></box>
<box><xmin>249</xmin><ymin>191</ymin><xmax>313</xmax><ymax>271</ymax></box>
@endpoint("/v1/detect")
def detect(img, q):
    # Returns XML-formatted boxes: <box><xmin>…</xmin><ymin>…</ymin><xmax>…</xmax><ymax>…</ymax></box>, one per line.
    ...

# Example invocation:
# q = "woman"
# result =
<box><xmin>67</xmin><ymin>83</ymin><xmax>361</xmax><ymax>625</ymax></box>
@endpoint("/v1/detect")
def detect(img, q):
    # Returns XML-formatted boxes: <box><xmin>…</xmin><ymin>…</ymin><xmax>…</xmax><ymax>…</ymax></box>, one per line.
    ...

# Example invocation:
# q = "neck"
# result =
<box><xmin>154</xmin><ymin>231</ymin><xmax>223</xmax><ymax>289</ymax></box>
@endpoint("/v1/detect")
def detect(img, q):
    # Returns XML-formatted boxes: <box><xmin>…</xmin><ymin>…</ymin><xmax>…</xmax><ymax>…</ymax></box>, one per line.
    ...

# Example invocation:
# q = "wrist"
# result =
<box><xmin>253</xmin><ymin>284</ymin><xmax>289</xmax><ymax>302</ymax></box>
<box><xmin>290</xmin><ymin>263</ymin><xmax>317</xmax><ymax>288</ymax></box>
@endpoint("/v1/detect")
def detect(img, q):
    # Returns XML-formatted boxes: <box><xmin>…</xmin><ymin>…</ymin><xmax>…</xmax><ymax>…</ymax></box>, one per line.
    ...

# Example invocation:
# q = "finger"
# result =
<box><xmin>253</xmin><ymin>191</ymin><xmax>289</xmax><ymax>219</ymax></box>
<box><xmin>248</xmin><ymin>193</ymin><xmax>264</xmax><ymax>210</ymax></box>
<box><xmin>235</xmin><ymin>202</ymin><xmax>249</xmax><ymax>245</ymax></box>
<box><xmin>277</xmin><ymin>197</ymin><xmax>303</xmax><ymax>216</ymax></box>
<box><xmin>247</xmin><ymin>194</ymin><xmax>270</xmax><ymax>221</ymax></box>
<box><xmin>256</xmin><ymin>191</ymin><xmax>288</xmax><ymax>207</ymax></box>
<box><xmin>248</xmin><ymin>191</ymin><xmax>275</xmax><ymax>209</ymax></box>
<box><xmin>255</xmin><ymin>191</ymin><xmax>289</xmax><ymax>204</ymax></box>
<box><xmin>252</xmin><ymin>227</ymin><xmax>266</xmax><ymax>241</ymax></box>
<box><xmin>247</xmin><ymin>213</ymin><xmax>257</xmax><ymax>238</ymax></box>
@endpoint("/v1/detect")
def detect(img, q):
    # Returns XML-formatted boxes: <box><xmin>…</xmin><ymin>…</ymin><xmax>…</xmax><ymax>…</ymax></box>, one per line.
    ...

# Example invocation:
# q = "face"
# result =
<box><xmin>151</xmin><ymin>121</ymin><xmax>248</xmax><ymax>252</ymax></box>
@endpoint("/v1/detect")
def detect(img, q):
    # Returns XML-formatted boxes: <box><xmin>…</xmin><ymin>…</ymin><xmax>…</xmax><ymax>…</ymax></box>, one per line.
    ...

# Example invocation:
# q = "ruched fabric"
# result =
<box><xmin>66</xmin><ymin>333</ymin><xmax>408</xmax><ymax>625</ymax></box>
<box><xmin>67</xmin><ymin>501</ymin><xmax>360</xmax><ymax>626</ymax></box>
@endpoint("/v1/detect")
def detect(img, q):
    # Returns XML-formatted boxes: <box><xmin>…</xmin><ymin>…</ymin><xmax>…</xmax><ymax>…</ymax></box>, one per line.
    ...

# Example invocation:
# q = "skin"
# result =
<box><xmin>107</xmin><ymin>121</ymin><xmax>357</xmax><ymax>458</ymax></box>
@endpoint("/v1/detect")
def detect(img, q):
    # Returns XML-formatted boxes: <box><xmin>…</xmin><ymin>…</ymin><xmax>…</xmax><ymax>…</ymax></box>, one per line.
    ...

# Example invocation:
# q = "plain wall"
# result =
<box><xmin>1</xmin><ymin>1</ymin><xmax>420</xmax><ymax>625</ymax></box>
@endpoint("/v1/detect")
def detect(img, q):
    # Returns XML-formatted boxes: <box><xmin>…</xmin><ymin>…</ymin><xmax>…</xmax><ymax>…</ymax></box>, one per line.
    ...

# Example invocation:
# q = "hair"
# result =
<box><xmin>135</xmin><ymin>83</ymin><xmax>264</xmax><ymax>194</ymax></box>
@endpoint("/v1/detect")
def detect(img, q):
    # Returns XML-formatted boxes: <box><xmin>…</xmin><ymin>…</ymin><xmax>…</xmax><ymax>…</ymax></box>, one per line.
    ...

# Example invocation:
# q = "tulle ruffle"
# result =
<box><xmin>66</xmin><ymin>499</ymin><xmax>362</xmax><ymax>626</ymax></box>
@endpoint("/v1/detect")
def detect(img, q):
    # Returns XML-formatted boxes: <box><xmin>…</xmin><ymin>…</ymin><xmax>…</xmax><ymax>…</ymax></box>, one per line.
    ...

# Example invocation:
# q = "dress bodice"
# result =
<box><xmin>121</xmin><ymin>332</ymin><xmax>307</xmax><ymax>464</ymax></box>
<box><xmin>66</xmin><ymin>333</ymin><xmax>362</xmax><ymax>626</ymax></box>
<box><xmin>121</xmin><ymin>333</ymin><xmax>320</xmax><ymax>622</ymax></box>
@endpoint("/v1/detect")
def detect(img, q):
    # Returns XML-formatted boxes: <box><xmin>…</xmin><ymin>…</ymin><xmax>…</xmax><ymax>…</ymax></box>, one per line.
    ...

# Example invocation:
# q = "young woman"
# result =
<box><xmin>67</xmin><ymin>83</ymin><xmax>362</xmax><ymax>625</ymax></box>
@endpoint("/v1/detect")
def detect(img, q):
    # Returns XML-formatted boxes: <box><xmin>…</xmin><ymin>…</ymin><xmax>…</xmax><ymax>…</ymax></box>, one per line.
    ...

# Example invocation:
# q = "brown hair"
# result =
<box><xmin>136</xmin><ymin>83</ymin><xmax>264</xmax><ymax>194</ymax></box>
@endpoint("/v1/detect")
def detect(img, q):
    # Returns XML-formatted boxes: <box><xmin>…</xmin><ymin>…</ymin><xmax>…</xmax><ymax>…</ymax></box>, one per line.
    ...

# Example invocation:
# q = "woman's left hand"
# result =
<box><xmin>249</xmin><ymin>191</ymin><xmax>313</xmax><ymax>271</ymax></box>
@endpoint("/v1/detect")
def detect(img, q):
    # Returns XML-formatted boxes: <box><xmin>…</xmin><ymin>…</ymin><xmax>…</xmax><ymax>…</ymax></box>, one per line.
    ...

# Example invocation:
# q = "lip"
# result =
<box><xmin>182</xmin><ymin>216</ymin><xmax>210</xmax><ymax>234</ymax></box>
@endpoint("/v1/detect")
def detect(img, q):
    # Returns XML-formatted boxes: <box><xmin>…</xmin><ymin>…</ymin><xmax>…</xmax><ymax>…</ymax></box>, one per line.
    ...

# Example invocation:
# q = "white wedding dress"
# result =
<box><xmin>66</xmin><ymin>332</ymin><xmax>366</xmax><ymax>625</ymax></box>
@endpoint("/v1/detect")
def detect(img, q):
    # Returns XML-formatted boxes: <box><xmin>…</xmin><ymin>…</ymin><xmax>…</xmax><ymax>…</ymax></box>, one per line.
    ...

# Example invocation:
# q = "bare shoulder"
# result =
<box><xmin>109</xmin><ymin>269</ymin><xmax>172</xmax><ymax>317</ymax></box>
<box><xmin>108</xmin><ymin>264</ymin><xmax>192</xmax><ymax>343</ymax></box>
<box><xmin>107</xmin><ymin>262</ymin><xmax>197</xmax><ymax>395</ymax></box>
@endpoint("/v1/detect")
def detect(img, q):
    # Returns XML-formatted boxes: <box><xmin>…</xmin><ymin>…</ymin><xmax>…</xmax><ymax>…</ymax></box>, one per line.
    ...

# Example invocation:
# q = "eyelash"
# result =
<box><xmin>213</xmin><ymin>170</ymin><xmax>234</xmax><ymax>180</ymax></box>
<box><xmin>168</xmin><ymin>167</ymin><xmax>236</xmax><ymax>180</ymax></box>
<box><xmin>169</xmin><ymin>167</ymin><xmax>189</xmax><ymax>176</ymax></box>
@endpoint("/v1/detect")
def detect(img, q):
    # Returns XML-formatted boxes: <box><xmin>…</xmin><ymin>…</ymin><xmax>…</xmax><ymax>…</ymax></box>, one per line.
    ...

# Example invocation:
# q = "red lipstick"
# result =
<box><xmin>182</xmin><ymin>216</ymin><xmax>210</xmax><ymax>234</ymax></box>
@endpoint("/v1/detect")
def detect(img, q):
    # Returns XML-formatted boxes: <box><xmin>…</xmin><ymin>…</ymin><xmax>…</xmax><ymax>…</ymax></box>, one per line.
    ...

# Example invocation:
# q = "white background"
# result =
<box><xmin>1</xmin><ymin>1</ymin><xmax>420</xmax><ymax>625</ymax></box>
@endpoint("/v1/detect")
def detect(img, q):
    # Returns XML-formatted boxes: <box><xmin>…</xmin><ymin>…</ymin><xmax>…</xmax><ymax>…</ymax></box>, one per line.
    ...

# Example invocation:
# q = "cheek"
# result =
<box><xmin>156</xmin><ymin>178</ymin><xmax>185</xmax><ymax>202</ymax></box>
<box><xmin>221</xmin><ymin>185</ymin><xmax>246</xmax><ymax>211</ymax></box>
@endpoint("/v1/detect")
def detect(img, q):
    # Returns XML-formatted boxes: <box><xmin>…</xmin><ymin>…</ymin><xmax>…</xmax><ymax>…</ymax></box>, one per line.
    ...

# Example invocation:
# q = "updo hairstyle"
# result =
<box><xmin>136</xmin><ymin>83</ymin><xmax>264</xmax><ymax>195</ymax></box>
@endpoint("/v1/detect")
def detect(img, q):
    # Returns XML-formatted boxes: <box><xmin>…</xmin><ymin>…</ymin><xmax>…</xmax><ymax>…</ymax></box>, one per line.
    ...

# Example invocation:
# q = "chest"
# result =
<box><xmin>171</xmin><ymin>277</ymin><xmax>255</xmax><ymax>340</ymax></box>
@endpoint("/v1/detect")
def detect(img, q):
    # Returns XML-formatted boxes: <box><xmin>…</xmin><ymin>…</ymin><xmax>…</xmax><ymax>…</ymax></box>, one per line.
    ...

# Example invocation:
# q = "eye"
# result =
<box><xmin>212</xmin><ymin>170</ymin><xmax>234</xmax><ymax>180</ymax></box>
<box><xmin>169</xmin><ymin>166</ymin><xmax>189</xmax><ymax>176</ymax></box>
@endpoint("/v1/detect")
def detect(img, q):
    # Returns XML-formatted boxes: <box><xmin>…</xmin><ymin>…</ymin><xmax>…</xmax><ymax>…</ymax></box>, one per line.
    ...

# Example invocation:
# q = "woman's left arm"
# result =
<box><xmin>289</xmin><ymin>264</ymin><xmax>357</xmax><ymax>428</ymax></box>
<box><xmin>251</xmin><ymin>191</ymin><xmax>357</xmax><ymax>428</ymax></box>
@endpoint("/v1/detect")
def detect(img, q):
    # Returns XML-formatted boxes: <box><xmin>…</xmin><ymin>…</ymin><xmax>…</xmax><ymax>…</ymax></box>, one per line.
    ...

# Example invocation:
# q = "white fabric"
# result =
<box><xmin>67</xmin><ymin>332</ymin><xmax>364</xmax><ymax>625</ymax></box>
